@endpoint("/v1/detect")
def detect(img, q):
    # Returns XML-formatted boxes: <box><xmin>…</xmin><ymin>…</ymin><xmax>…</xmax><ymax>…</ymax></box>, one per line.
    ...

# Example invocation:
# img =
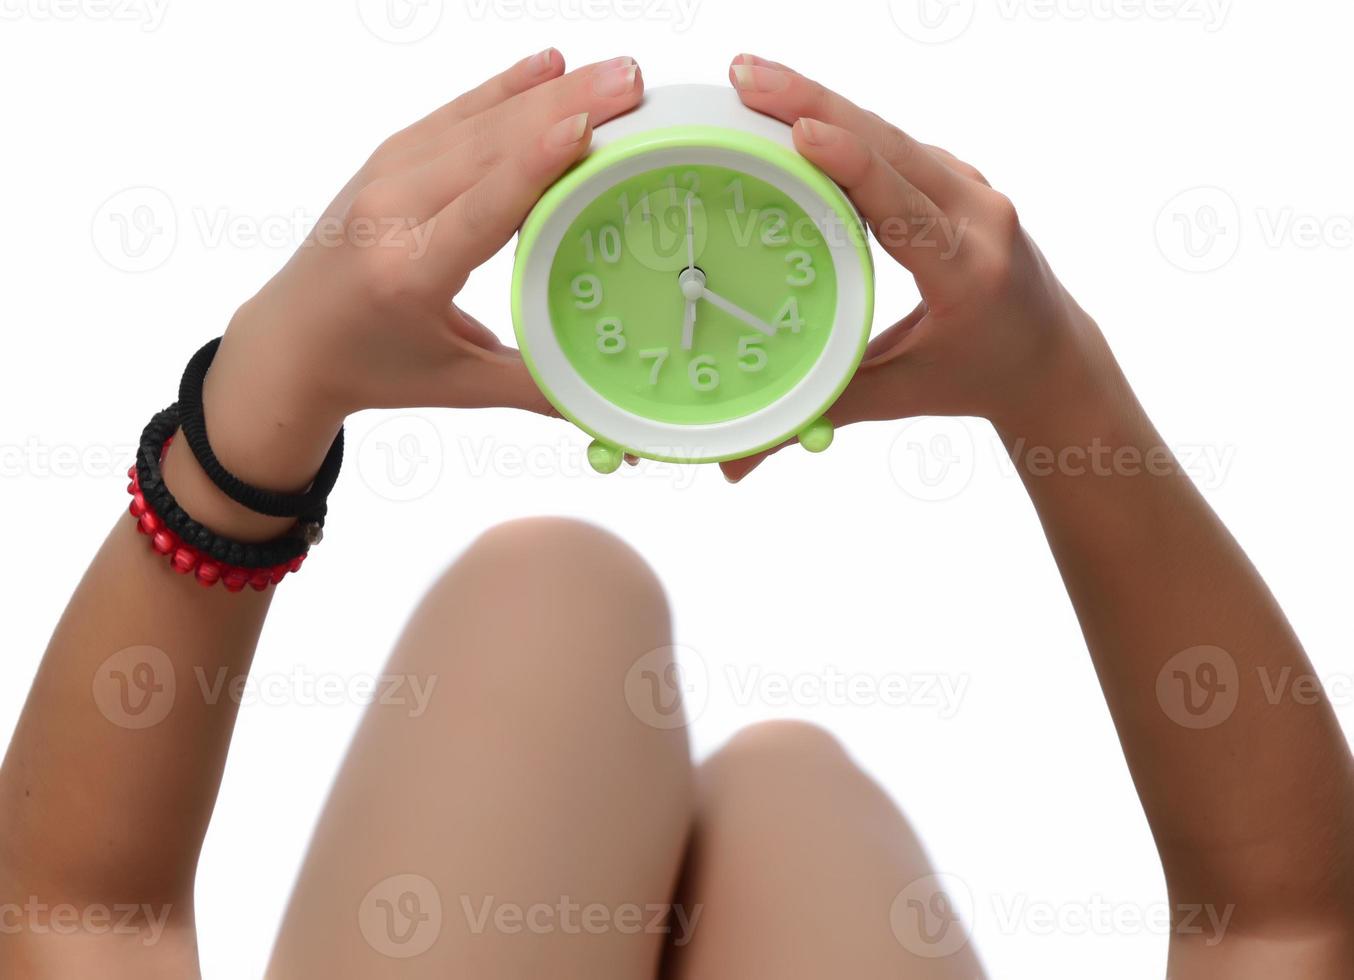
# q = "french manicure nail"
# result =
<box><xmin>731</xmin><ymin>64</ymin><xmax>788</xmax><ymax>93</ymax></box>
<box><xmin>798</xmin><ymin>118</ymin><xmax>835</xmax><ymax>146</ymax></box>
<box><xmin>596</xmin><ymin>55</ymin><xmax>636</xmax><ymax>72</ymax></box>
<box><xmin>525</xmin><ymin>48</ymin><xmax>557</xmax><ymax>76</ymax></box>
<box><xmin>547</xmin><ymin>112</ymin><xmax>590</xmax><ymax>147</ymax></box>
<box><xmin>593</xmin><ymin>63</ymin><xmax>638</xmax><ymax>97</ymax></box>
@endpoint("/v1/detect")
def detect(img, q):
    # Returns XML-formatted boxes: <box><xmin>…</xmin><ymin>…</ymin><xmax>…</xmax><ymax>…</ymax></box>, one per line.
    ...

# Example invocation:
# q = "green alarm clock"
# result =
<box><xmin>512</xmin><ymin>84</ymin><xmax>875</xmax><ymax>473</ymax></box>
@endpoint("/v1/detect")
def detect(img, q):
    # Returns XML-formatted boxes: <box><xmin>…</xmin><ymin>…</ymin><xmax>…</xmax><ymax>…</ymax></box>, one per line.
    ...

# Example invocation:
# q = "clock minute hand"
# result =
<box><xmin>684</xmin><ymin>192</ymin><xmax>696</xmax><ymax>272</ymax></box>
<box><xmin>699</xmin><ymin>288</ymin><xmax>777</xmax><ymax>337</ymax></box>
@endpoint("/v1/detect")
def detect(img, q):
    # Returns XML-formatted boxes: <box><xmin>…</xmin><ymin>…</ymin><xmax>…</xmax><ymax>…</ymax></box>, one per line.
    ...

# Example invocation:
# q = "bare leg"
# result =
<box><xmin>267</xmin><ymin>518</ymin><xmax>693</xmax><ymax>979</ymax></box>
<box><xmin>664</xmin><ymin>721</ymin><xmax>988</xmax><ymax>980</ymax></box>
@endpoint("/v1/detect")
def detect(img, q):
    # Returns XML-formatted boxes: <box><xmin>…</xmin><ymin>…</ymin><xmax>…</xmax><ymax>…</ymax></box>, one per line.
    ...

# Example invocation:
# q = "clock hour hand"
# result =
<box><xmin>699</xmin><ymin>288</ymin><xmax>777</xmax><ymax>338</ymax></box>
<box><xmin>681</xmin><ymin>299</ymin><xmax>697</xmax><ymax>351</ymax></box>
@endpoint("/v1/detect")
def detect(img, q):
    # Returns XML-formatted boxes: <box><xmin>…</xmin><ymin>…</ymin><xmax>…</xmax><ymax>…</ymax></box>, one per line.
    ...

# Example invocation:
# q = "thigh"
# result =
<box><xmin>664</xmin><ymin>721</ymin><xmax>987</xmax><ymax>980</ymax></box>
<box><xmin>267</xmin><ymin>518</ymin><xmax>694</xmax><ymax>980</ymax></box>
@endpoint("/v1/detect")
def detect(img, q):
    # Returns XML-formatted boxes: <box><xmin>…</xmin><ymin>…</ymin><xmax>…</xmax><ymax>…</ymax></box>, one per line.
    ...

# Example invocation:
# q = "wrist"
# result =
<box><xmin>990</xmin><ymin>309</ymin><xmax>1141</xmax><ymax>447</ymax></box>
<box><xmin>161</xmin><ymin>309</ymin><xmax>346</xmax><ymax>542</ymax></box>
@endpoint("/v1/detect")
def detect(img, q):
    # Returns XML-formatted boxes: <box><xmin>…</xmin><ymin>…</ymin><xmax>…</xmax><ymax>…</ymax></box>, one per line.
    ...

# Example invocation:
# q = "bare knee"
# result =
<box><xmin>715</xmin><ymin>719</ymin><xmax>848</xmax><ymax>767</ymax></box>
<box><xmin>461</xmin><ymin>517</ymin><xmax>663</xmax><ymax>601</ymax></box>
<box><xmin>413</xmin><ymin>517</ymin><xmax>671</xmax><ymax>681</ymax></box>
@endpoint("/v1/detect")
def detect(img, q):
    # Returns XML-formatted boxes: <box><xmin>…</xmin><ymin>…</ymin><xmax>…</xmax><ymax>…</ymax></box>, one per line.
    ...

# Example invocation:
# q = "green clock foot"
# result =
<box><xmin>798</xmin><ymin>417</ymin><xmax>834</xmax><ymax>454</ymax></box>
<box><xmin>587</xmin><ymin>440</ymin><xmax>624</xmax><ymax>474</ymax></box>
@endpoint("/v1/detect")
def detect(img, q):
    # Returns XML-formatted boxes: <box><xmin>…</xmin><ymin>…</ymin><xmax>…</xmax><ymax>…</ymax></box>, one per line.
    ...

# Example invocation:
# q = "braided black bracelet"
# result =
<box><xmin>177</xmin><ymin>337</ymin><xmax>343</xmax><ymax>524</ymax></box>
<box><xmin>135</xmin><ymin>404</ymin><xmax>313</xmax><ymax>570</ymax></box>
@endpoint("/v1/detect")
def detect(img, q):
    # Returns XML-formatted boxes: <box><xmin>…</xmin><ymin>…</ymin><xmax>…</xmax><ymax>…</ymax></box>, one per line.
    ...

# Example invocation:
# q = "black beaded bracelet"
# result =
<box><xmin>135</xmin><ymin>404</ymin><xmax>314</xmax><ymax>570</ymax></box>
<box><xmin>177</xmin><ymin>337</ymin><xmax>343</xmax><ymax>524</ymax></box>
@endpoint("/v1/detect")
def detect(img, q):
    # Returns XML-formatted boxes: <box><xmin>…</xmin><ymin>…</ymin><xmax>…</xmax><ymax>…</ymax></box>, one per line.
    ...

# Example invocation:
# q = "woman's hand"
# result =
<box><xmin>721</xmin><ymin>55</ymin><xmax>1113</xmax><ymax>482</ymax></box>
<box><xmin>166</xmin><ymin>51</ymin><xmax>645</xmax><ymax>539</ymax></box>
<box><xmin>206</xmin><ymin>50</ymin><xmax>645</xmax><ymax>454</ymax></box>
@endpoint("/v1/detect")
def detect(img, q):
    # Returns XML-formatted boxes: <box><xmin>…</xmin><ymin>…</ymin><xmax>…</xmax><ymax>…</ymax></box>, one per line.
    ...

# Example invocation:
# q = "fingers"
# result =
<box><xmin>393</xmin><ymin>48</ymin><xmax>565</xmax><ymax>150</ymax></box>
<box><xmin>420</xmin><ymin>112</ymin><xmax>595</xmax><ymax>290</ymax></box>
<box><xmin>396</xmin><ymin>58</ymin><xmax>642</xmax><ymax>219</ymax></box>
<box><xmin>791</xmin><ymin>118</ymin><xmax>954</xmax><ymax>283</ymax></box>
<box><xmin>419</xmin><ymin>56</ymin><xmax>641</xmax><ymax>165</ymax></box>
<box><xmin>729</xmin><ymin>55</ymin><xmax>970</xmax><ymax>210</ymax></box>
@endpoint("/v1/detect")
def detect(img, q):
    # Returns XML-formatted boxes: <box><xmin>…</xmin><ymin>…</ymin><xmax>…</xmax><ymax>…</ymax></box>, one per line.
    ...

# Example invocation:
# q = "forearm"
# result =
<box><xmin>0</xmin><ymin>329</ymin><xmax>339</xmax><ymax>919</ymax></box>
<box><xmin>997</xmin><ymin>330</ymin><xmax>1354</xmax><ymax>929</ymax></box>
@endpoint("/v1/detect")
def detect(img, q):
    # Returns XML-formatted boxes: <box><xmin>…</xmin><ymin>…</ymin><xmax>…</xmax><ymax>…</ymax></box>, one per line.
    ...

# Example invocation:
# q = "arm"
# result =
<box><xmin>723</xmin><ymin>54</ymin><xmax>1354</xmax><ymax>974</ymax></box>
<box><xmin>0</xmin><ymin>49</ymin><xmax>645</xmax><ymax>978</ymax></box>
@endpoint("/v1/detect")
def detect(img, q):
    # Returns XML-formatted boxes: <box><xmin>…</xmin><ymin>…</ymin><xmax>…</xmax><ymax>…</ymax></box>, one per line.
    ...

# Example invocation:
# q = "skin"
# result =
<box><xmin>0</xmin><ymin>48</ymin><xmax>1350</xmax><ymax>978</ymax></box>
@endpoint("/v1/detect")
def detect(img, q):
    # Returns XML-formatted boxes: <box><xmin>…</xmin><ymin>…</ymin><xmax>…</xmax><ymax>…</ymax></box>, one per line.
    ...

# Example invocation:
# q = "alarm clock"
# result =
<box><xmin>512</xmin><ymin>84</ymin><xmax>874</xmax><ymax>473</ymax></box>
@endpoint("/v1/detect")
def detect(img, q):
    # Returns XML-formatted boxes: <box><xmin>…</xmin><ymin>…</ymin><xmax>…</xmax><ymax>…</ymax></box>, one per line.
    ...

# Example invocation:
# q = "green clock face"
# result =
<box><xmin>547</xmin><ymin>163</ymin><xmax>838</xmax><ymax>426</ymax></box>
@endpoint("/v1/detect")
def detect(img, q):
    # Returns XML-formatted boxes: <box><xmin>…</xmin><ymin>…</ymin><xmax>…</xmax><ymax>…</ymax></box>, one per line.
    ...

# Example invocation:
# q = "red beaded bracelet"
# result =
<box><xmin>128</xmin><ymin>459</ymin><xmax>307</xmax><ymax>592</ymax></box>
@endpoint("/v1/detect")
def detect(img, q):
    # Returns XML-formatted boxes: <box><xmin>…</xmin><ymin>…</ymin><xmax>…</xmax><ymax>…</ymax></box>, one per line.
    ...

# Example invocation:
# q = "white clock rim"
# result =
<box><xmin>518</xmin><ymin>142</ymin><xmax>870</xmax><ymax>464</ymax></box>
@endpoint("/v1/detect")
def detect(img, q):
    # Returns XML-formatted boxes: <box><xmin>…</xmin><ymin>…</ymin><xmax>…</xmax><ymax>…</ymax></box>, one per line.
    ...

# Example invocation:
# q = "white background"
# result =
<box><xmin>2</xmin><ymin>1</ymin><xmax>1352</xmax><ymax>977</ymax></box>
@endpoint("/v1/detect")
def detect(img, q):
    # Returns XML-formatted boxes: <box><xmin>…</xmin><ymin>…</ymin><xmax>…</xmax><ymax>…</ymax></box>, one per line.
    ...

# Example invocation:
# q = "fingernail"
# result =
<box><xmin>736</xmin><ymin>53</ymin><xmax>777</xmax><ymax>69</ymax></box>
<box><xmin>596</xmin><ymin>55</ymin><xmax>636</xmax><ymax>72</ymax></box>
<box><xmin>798</xmin><ymin>118</ymin><xmax>836</xmax><ymax>146</ymax></box>
<box><xmin>525</xmin><ymin>48</ymin><xmax>557</xmax><ymax>76</ymax></box>
<box><xmin>547</xmin><ymin>112</ymin><xmax>590</xmax><ymax>147</ymax></box>
<box><xmin>593</xmin><ymin>63</ymin><xmax>638</xmax><ymax>97</ymax></box>
<box><xmin>732</xmin><ymin>64</ymin><xmax>788</xmax><ymax>93</ymax></box>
